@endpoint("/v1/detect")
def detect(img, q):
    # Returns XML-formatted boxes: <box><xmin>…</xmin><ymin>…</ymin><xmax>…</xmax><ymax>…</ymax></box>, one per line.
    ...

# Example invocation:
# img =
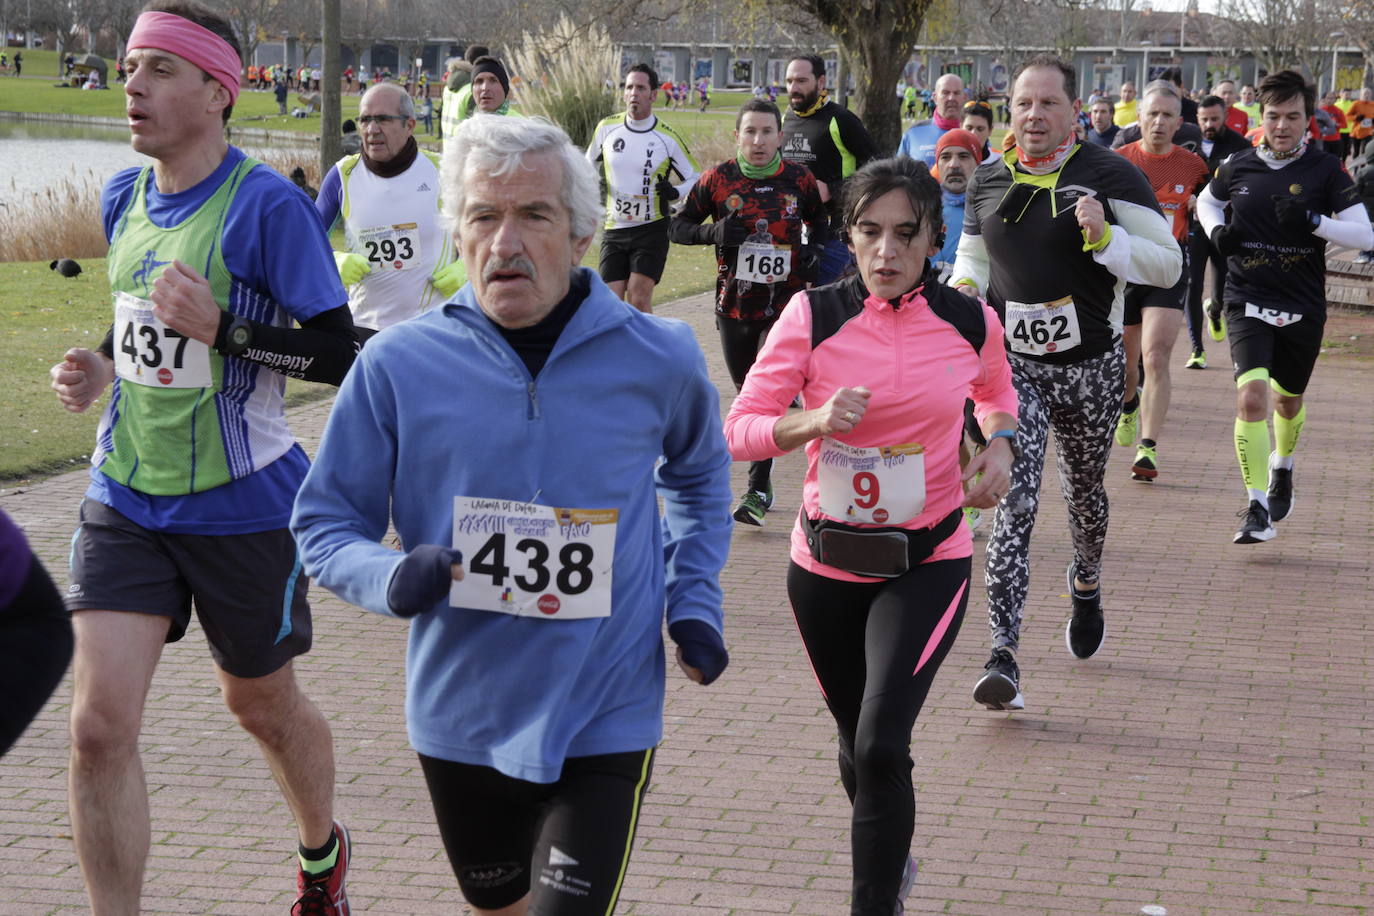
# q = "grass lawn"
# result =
<box><xmin>0</xmin><ymin>241</ymin><xmax>717</xmax><ymax>486</ymax></box>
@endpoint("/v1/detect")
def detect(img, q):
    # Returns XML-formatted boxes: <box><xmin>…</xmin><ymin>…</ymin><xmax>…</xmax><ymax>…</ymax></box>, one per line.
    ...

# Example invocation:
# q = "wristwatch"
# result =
<box><xmin>987</xmin><ymin>429</ymin><xmax>1021</xmax><ymax>461</ymax></box>
<box><xmin>224</xmin><ymin>316</ymin><xmax>253</xmax><ymax>357</ymax></box>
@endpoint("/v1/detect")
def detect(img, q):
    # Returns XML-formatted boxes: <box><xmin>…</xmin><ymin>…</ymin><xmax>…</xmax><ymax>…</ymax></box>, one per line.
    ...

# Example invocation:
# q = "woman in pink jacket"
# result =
<box><xmin>725</xmin><ymin>156</ymin><xmax>1018</xmax><ymax>914</ymax></box>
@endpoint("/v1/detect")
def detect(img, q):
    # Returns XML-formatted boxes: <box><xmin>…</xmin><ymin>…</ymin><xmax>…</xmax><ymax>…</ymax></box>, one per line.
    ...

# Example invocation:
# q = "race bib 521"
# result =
<box><xmin>450</xmin><ymin>496</ymin><xmax>617</xmax><ymax>620</ymax></box>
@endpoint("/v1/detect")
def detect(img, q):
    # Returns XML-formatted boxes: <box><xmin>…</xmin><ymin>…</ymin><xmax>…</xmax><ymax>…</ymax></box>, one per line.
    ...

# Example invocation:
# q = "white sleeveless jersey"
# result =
<box><xmin>586</xmin><ymin>114</ymin><xmax>700</xmax><ymax>230</ymax></box>
<box><xmin>338</xmin><ymin>150</ymin><xmax>453</xmax><ymax>331</ymax></box>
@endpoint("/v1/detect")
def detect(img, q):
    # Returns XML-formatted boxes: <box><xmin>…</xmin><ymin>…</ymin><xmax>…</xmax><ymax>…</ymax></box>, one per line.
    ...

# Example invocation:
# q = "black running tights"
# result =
<box><xmin>787</xmin><ymin>558</ymin><xmax>971</xmax><ymax>915</ymax></box>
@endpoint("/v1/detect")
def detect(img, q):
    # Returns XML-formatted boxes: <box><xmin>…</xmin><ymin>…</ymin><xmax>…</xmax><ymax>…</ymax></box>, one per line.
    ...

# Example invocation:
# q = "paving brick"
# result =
<box><xmin>2</xmin><ymin>293</ymin><xmax>1371</xmax><ymax>914</ymax></box>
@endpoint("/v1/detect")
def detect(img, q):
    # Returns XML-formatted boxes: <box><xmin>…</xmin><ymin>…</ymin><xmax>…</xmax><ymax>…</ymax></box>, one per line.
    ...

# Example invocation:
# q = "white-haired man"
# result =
<box><xmin>292</xmin><ymin>114</ymin><xmax>735</xmax><ymax>914</ymax></box>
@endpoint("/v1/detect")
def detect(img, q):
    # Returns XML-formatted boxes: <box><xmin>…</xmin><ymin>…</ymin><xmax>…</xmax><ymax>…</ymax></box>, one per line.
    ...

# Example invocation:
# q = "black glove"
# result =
<box><xmin>797</xmin><ymin>245</ymin><xmax>823</xmax><ymax>282</ymax></box>
<box><xmin>711</xmin><ymin>216</ymin><xmax>750</xmax><ymax>247</ymax></box>
<box><xmin>1274</xmin><ymin>196</ymin><xmax>1319</xmax><ymax>233</ymax></box>
<box><xmin>1209</xmin><ymin>223</ymin><xmax>1244</xmax><ymax>257</ymax></box>
<box><xmin>386</xmin><ymin>544</ymin><xmax>463</xmax><ymax>618</ymax></box>
<box><xmin>651</xmin><ymin>174</ymin><xmax>678</xmax><ymax>203</ymax></box>
<box><xmin>668</xmin><ymin>619</ymin><xmax>728</xmax><ymax>685</ymax></box>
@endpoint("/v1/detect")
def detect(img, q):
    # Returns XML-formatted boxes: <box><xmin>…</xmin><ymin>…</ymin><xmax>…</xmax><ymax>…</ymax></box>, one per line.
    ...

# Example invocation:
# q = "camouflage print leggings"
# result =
<box><xmin>985</xmin><ymin>345</ymin><xmax>1124</xmax><ymax>651</ymax></box>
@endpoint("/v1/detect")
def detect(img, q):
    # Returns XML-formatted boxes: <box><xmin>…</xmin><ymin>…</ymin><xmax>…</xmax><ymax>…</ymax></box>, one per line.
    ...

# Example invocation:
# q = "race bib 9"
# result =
<box><xmin>358</xmin><ymin>223</ymin><xmax>420</xmax><ymax>271</ymax></box>
<box><xmin>1004</xmin><ymin>296</ymin><xmax>1083</xmax><ymax>355</ymax></box>
<box><xmin>113</xmin><ymin>291</ymin><xmax>213</xmax><ymax>388</ymax></box>
<box><xmin>1244</xmin><ymin>303</ymin><xmax>1303</xmax><ymax>327</ymax></box>
<box><xmin>450</xmin><ymin>496</ymin><xmax>616</xmax><ymax>620</ymax></box>
<box><xmin>817</xmin><ymin>440</ymin><xmax>926</xmax><ymax>525</ymax></box>
<box><xmin>736</xmin><ymin>241</ymin><xmax>791</xmax><ymax>284</ymax></box>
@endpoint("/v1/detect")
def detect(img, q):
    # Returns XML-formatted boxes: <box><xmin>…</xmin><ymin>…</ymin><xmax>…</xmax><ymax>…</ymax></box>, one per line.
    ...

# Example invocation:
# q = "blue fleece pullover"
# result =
<box><xmin>291</xmin><ymin>268</ymin><xmax>733</xmax><ymax>782</ymax></box>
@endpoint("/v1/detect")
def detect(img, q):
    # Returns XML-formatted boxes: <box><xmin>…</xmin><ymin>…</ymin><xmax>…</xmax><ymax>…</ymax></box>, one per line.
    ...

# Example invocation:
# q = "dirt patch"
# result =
<box><xmin>1322</xmin><ymin>308</ymin><xmax>1374</xmax><ymax>361</ymax></box>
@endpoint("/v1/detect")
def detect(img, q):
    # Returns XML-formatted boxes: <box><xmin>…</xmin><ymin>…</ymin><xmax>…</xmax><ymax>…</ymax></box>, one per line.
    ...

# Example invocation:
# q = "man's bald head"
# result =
<box><xmin>933</xmin><ymin>73</ymin><xmax>966</xmax><ymax>119</ymax></box>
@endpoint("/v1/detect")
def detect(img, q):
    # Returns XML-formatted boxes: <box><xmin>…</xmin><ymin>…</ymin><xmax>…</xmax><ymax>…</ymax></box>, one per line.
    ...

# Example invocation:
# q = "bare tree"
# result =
<box><xmin>1218</xmin><ymin>0</ymin><xmax>1344</xmax><ymax>79</ymax></box>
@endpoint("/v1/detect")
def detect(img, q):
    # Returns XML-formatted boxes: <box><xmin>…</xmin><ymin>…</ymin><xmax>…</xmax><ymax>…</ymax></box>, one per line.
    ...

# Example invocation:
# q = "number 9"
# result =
<box><xmin>853</xmin><ymin>472</ymin><xmax>880</xmax><ymax>509</ymax></box>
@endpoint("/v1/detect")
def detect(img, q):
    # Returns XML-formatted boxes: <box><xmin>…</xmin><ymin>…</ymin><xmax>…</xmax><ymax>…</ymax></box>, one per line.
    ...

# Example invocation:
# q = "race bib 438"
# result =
<box><xmin>450</xmin><ymin>496</ymin><xmax>617</xmax><ymax>619</ymax></box>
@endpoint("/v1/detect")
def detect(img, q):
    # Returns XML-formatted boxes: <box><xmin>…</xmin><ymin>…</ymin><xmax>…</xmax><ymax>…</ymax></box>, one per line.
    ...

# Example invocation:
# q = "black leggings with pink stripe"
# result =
<box><xmin>787</xmin><ymin>557</ymin><xmax>970</xmax><ymax>916</ymax></box>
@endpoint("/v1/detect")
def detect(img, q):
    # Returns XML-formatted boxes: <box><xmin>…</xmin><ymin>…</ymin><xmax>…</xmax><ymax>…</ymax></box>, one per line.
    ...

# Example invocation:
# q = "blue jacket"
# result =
<box><xmin>936</xmin><ymin>188</ymin><xmax>965</xmax><ymax>275</ymax></box>
<box><xmin>896</xmin><ymin>120</ymin><xmax>949</xmax><ymax>167</ymax></box>
<box><xmin>291</xmin><ymin>268</ymin><xmax>734</xmax><ymax>782</ymax></box>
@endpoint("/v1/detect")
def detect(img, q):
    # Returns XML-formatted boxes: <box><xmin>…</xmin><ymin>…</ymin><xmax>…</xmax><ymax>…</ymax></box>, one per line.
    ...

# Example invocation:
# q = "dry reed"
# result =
<box><xmin>0</xmin><ymin>150</ymin><xmax>322</xmax><ymax>264</ymax></box>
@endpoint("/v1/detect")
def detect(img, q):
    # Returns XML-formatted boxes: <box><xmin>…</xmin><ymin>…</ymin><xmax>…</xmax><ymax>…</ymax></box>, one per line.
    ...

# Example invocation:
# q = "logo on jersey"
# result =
<box><xmin>417</xmin><ymin>182</ymin><xmax>430</xmax><ymax>191</ymax></box>
<box><xmin>131</xmin><ymin>249</ymin><xmax>171</xmax><ymax>295</ymax></box>
<box><xmin>549</xmin><ymin>847</ymin><xmax>579</xmax><ymax>867</ymax></box>
<box><xmin>783</xmin><ymin>194</ymin><xmax>798</xmax><ymax>219</ymax></box>
<box><xmin>613</xmin><ymin>137</ymin><xmax>625</xmax><ymax>153</ymax></box>
<box><xmin>1288</xmin><ymin>183</ymin><xmax>1303</xmax><ymax>195</ymax></box>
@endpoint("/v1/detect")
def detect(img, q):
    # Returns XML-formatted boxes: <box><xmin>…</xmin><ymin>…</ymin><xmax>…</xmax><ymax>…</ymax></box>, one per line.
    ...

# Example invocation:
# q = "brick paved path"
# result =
<box><xmin>2</xmin><ymin>293</ymin><xmax>1370</xmax><ymax>915</ymax></box>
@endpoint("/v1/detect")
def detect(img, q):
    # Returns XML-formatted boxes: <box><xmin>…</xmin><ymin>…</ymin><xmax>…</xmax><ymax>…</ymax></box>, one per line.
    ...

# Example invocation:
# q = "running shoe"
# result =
<box><xmin>1233</xmin><ymin>500</ymin><xmax>1276</xmax><ymax>544</ymax></box>
<box><xmin>760</xmin><ymin>483</ymin><xmax>775</xmax><ymax>511</ymax></box>
<box><xmin>963</xmin><ymin>505</ymin><xmax>982</xmax><ymax>533</ymax></box>
<box><xmin>894</xmin><ymin>854</ymin><xmax>918</xmax><ymax>914</ymax></box>
<box><xmin>1204</xmin><ymin>298</ymin><xmax>1226</xmax><ymax>342</ymax></box>
<box><xmin>1185</xmin><ymin>349</ymin><xmax>1206</xmax><ymax>370</ymax></box>
<box><xmin>1130</xmin><ymin>445</ymin><xmax>1158</xmax><ymax>481</ymax></box>
<box><xmin>1114</xmin><ymin>406</ymin><xmax>1138</xmax><ymax>447</ymax></box>
<box><xmin>1065</xmin><ymin>563</ymin><xmax>1106</xmax><ymax>659</ymax></box>
<box><xmin>973</xmin><ymin>648</ymin><xmax>1023</xmax><ymax>711</ymax></box>
<box><xmin>733</xmin><ymin>490</ymin><xmax>768</xmax><ymax>526</ymax></box>
<box><xmin>1355</xmin><ymin>251</ymin><xmax>1372</xmax><ymax>264</ymax></box>
<box><xmin>1267</xmin><ymin>454</ymin><xmax>1295</xmax><ymax>523</ymax></box>
<box><xmin>293</xmin><ymin>821</ymin><xmax>351</xmax><ymax>916</ymax></box>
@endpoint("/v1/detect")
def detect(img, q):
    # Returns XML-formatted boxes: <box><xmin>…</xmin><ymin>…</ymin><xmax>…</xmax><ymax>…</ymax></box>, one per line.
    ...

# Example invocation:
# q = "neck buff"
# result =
<box><xmin>363</xmin><ymin>136</ymin><xmax>418</xmax><ymax>178</ymax></box>
<box><xmin>1257</xmin><ymin>136</ymin><xmax>1308</xmax><ymax>165</ymax></box>
<box><xmin>127</xmin><ymin>11</ymin><xmax>241</xmax><ymax>103</ymax></box>
<box><xmin>1015</xmin><ymin>131</ymin><xmax>1077</xmax><ymax>175</ymax></box>
<box><xmin>737</xmin><ymin>151</ymin><xmax>782</xmax><ymax>179</ymax></box>
<box><xmin>933</xmin><ymin>111</ymin><xmax>961</xmax><ymax>130</ymax></box>
<box><xmin>792</xmin><ymin>91</ymin><xmax>828</xmax><ymax>118</ymax></box>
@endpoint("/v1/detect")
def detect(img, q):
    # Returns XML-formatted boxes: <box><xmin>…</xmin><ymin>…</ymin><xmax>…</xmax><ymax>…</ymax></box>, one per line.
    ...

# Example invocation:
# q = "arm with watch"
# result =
<box><xmin>118</xmin><ymin>256</ymin><xmax>358</xmax><ymax>385</ymax></box>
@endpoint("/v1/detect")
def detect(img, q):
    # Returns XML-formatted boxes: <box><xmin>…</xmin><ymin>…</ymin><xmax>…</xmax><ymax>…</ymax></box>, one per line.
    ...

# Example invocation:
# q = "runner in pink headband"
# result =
<box><xmin>126</xmin><ymin>10</ymin><xmax>241</xmax><ymax>104</ymax></box>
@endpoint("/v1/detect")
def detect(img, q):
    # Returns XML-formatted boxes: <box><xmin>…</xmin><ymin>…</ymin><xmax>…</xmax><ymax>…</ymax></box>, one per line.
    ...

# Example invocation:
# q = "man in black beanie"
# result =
<box><xmin>469</xmin><ymin>55</ymin><xmax>518</xmax><ymax>117</ymax></box>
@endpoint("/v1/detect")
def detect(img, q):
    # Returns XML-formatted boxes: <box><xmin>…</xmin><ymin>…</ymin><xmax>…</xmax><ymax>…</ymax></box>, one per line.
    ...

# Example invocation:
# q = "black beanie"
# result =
<box><xmin>471</xmin><ymin>56</ymin><xmax>510</xmax><ymax>96</ymax></box>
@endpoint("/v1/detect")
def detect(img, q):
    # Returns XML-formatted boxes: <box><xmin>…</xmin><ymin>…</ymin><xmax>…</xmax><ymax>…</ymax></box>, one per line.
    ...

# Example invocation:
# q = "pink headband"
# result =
<box><xmin>127</xmin><ymin>11</ymin><xmax>241</xmax><ymax>104</ymax></box>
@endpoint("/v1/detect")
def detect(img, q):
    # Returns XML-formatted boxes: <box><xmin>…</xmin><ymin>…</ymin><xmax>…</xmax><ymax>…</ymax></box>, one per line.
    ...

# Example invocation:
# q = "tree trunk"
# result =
<box><xmin>321</xmin><ymin>0</ymin><xmax>341</xmax><ymax>176</ymax></box>
<box><xmin>843</xmin><ymin>28</ymin><xmax>908</xmax><ymax>156</ymax></box>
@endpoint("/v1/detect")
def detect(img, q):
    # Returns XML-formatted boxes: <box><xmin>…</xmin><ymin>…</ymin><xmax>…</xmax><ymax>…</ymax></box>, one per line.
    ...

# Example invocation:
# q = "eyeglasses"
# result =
<box><xmin>358</xmin><ymin>114</ymin><xmax>408</xmax><ymax>125</ymax></box>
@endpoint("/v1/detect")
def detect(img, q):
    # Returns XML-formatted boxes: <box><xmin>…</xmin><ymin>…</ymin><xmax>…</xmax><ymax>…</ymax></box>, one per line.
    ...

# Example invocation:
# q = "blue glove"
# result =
<box><xmin>386</xmin><ymin>544</ymin><xmax>463</xmax><ymax>618</ymax></box>
<box><xmin>668</xmin><ymin>618</ymin><xmax>728</xmax><ymax>685</ymax></box>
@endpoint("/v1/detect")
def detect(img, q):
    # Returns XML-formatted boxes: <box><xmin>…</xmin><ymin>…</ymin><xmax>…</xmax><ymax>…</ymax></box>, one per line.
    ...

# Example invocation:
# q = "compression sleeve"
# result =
<box><xmin>213</xmin><ymin>304</ymin><xmax>357</xmax><ymax>385</ymax></box>
<box><xmin>803</xmin><ymin>175</ymin><xmax>830</xmax><ymax>248</ymax></box>
<box><xmin>668</xmin><ymin>175</ymin><xmax>713</xmax><ymax>245</ymax></box>
<box><xmin>1196</xmin><ymin>185</ymin><xmax>1227</xmax><ymax>237</ymax></box>
<box><xmin>1315</xmin><ymin>203</ymin><xmax>1374</xmax><ymax>250</ymax></box>
<box><xmin>315</xmin><ymin>165</ymin><xmax>343</xmax><ymax>233</ymax></box>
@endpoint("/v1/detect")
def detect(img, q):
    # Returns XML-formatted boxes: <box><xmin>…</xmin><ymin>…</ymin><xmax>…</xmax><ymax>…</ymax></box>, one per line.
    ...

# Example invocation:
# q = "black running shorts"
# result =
<box><xmin>1123</xmin><ymin>246</ymin><xmax>1189</xmax><ymax>326</ymax></box>
<box><xmin>1225</xmin><ymin>302</ymin><xmax>1325</xmax><ymax>395</ymax></box>
<box><xmin>419</xmin><ymin>748</ymin><xmax>654</xmax><ymax>913</ymax></box>
<box><xmin>598</xmin><ymin>220</ymin><xmax>670</xmax><ymax>284</ymax></box>
<box><xmin>65</xmin><ymin>498</ymin><xmax>312</xmax><ymax>678</ymax></box>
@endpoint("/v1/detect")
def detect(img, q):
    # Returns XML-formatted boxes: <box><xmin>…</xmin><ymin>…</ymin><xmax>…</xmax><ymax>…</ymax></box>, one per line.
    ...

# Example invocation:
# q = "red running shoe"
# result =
<box><xmin>292</xmin><ymin>821</ymin><xmax>351</xmax><ymax>915</ymax></box>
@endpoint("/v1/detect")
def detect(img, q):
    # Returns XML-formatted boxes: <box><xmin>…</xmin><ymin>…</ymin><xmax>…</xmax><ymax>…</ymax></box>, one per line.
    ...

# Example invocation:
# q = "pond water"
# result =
<box><xmin>0</xmin><ymin>119</ymin><xmax>308</xmax><ymax>210</ymax></box>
